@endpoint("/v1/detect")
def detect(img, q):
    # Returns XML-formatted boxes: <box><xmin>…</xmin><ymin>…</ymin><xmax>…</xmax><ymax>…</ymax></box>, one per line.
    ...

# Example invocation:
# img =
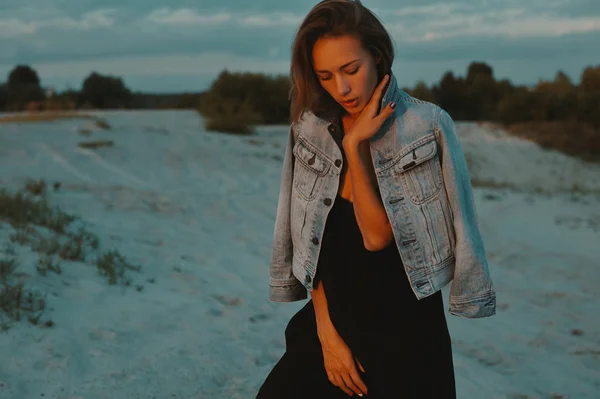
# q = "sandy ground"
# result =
<box><xmin>0</xmin><ymin>110</ymin><xmax>598</xmax><ymax>399</ymax></box>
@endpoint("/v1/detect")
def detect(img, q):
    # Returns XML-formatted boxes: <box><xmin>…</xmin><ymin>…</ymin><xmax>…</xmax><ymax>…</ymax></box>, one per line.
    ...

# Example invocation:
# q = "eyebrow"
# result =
<box><xmin>314</xmin><ymin>59</ymin><xmax>361</xmax><ymax>74</ymax></box>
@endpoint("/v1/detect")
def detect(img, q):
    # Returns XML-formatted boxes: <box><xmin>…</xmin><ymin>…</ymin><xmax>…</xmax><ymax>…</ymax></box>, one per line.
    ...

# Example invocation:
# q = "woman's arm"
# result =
<box><xmin>311</xmin><ymin>279</ymin><xmax>334</xmax><ymax>334</ymax></box>
<box><xmin>343</xmin><ymin>138</ymin><xmax>394</xmax><ymax>251</ymax></box>
<box><xmin>311</xmin><ymin>280</ymin><xmax>369</xmax><ymax>396</ymax></box>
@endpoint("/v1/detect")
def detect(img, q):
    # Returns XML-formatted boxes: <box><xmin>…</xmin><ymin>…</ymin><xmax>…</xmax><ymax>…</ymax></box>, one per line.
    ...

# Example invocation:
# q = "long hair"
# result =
<box><xmin>290</xmin><ymin>0</ymin><xmax>395</xmax><ymax>123</ymax></box>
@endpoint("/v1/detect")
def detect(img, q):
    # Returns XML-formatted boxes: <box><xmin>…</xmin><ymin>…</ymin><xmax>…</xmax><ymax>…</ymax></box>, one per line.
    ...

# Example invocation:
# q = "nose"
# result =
<box><xmin>334</xmin><ymin>75</ymin><xmax>351</xmax><ymax>97</ymax></box>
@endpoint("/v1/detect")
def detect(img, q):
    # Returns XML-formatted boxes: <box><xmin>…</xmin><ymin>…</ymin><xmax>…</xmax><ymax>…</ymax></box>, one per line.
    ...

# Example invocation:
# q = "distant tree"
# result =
<box><xmin>553</xmin><ymin>71</ymin><xmax>573</xmax><ymax>93</ymax></box>
<box><xmin>0</xmin><ymin>83</ymin><xmax>7</xmax><ymax>110</ymax></box>
<box><xmin>465</xmin><ymin>62</ymin><xmax>494</xmax><ymax>85</ymax></box>
<box><xmin>198</xmin><ymin>70</ymin><xmax>292</xmax><ymax>132</ymax></box>
<box><xmin>409</xmin><ymin>81</ymin><xmax>436</xmax><ymax>103</ymax></box>
<box><xmin>81</xmin><ymin>72</ymin><xmax>132</xmax><ymax>109</ymax></box>
<box><xmin>533</xmin><ymin>71</ymin><xmax>578</xmax><ymax>122</ymax></box>
<box><xmin>436</xmin><ymin>71</ymin><xmax>470</xmax><ymax>120</ymax></box>
<box><xmin>7</xmin><ymin>65</ymin><xmax>41</xmax><ymax>88</ymax></box>
<box><xmin>5</xmin><ymin>65</ymin><xmax>44</xmax><ymax>110</ymax></box>
<box><xmin>536</xmin><ymin>70</ymin><xmax>573</xmax><ymax>95</ymax></box>
<box><xmin>580</xmin><ymin>65</ymin><xmax>600</xmax><ymax>93</ymax></box>
<box><xmin>496</xmin><ymin>88</ymin><xmax>539</xmax><ymax>124</ymax></box>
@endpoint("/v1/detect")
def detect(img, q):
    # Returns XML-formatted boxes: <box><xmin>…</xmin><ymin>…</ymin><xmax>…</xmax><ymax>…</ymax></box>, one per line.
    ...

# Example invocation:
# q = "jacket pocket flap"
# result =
<box><xmin>293</xmin><ymin>140</ymin><xmax>330</xmax><ymax>175</ymax></box>
<box><xmin>395</xmin><ymin>137</ymin><xmax>437</xmax><ymax>173</ymax></box>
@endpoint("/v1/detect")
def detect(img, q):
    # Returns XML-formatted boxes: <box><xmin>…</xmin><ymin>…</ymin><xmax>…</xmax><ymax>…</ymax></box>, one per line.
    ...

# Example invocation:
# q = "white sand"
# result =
<box><xmin>0</xmin><ymin>111</ymin><xmax>598</xmax><ymax>398</ymax></box>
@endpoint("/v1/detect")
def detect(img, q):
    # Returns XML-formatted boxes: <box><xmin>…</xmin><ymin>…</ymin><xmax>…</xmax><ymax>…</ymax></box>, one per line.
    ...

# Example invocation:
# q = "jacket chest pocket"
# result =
<box><xmin>293</xmin><ymin>139</ymin><xmax>331</xmax><ymax>201</ymax></box>
<box><xmin>392</xmin><ymin>136</ymin><xmax>442</xmax><ymax>204</ymax></box>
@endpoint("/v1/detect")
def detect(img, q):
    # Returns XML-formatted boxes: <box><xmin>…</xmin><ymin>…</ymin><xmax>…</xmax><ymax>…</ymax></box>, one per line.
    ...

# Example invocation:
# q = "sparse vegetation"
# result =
<box><xmin>94</xmin><ymin>119</ymin><xmax>111</xmax><ymax>130</ymax></box>
<box><xmin>0</xmin><ymin>244</ymin><xmax>48</xmax><ymax>330</ymax></box>
<box><xmin>0</xmin><ymin>180</ymin><xmax>143</xmax><ymax>331</ymax></box>
<box><xmin>78</xmin><ymin>140</ymin><xmax>114</xmax><ymax>149</ymax></box>
<box><xmin>503</xmin><ymin>121</ymin><xmax>600</xmax><ymax>163</ymax></box>
<box><xmin>95</xmin><ymin>249</ymin><xmax>141</xmax><ymax>286</ymax></box>
<box><xmin>0</xmin><ymin>111</ymin><xmax>96</xmax><ymax>124</ymax></box>
<box><xmin>36</xmin><ymin>254</ymin><xmax>62</xmax><ymax>276</ymax></box>
<box><xmin>0</xmin><ymin>112</ymin><xmax>113</xmax><ymax>140</ymax></box>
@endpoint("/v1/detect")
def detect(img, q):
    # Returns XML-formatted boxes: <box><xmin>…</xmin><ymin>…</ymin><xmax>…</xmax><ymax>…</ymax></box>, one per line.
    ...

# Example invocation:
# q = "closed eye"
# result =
<box><xmin>318</xmin><ymin>67</ymin><xmax>360</xmax><ymax>81</ymax></box>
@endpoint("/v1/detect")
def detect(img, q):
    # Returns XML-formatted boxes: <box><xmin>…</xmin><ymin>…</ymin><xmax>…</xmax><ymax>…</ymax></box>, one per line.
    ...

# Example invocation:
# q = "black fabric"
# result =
<box><xmin>257</xmin><ymin>195</ymin><xmax>456</xmax><ymax>398</ymax></box>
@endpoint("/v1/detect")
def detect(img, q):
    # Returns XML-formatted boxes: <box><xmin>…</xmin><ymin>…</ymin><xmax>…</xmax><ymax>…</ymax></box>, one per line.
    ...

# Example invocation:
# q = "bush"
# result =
<box><xmin>198</xmin><ymin>70</ymin><xmax>291</xmax><ymax>133</ymax></box>
<box><xmin>201</xmin><ymin>97</ymin><xmax>263</xmax><ymax>134</ymax></box>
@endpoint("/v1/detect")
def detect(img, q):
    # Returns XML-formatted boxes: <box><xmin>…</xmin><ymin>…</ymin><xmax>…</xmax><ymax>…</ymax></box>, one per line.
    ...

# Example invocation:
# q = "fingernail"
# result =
<box><xmin>390</xmin><ymin>102</ymin><xmax>396</xmax><ymax>109</ymax></box>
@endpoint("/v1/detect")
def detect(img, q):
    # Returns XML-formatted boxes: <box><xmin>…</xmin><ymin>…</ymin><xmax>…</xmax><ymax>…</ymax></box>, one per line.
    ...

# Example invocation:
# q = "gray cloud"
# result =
<box><xmin>0</xmin><ymin>0</ymin><xmax>598</xmax><ymax>91</ymax></box>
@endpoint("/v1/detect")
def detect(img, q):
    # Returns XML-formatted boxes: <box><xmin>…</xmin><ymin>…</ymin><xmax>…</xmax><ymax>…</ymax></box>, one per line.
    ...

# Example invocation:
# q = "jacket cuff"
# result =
<box><xmin>448</xmin><ymin>291</ymin><xmax>496</xmax><ymax>318</ymax></box>
<box><xmin>269</xmin><ymin>281</ymin><xmax>308</xmax><ymax>303</ymax></box>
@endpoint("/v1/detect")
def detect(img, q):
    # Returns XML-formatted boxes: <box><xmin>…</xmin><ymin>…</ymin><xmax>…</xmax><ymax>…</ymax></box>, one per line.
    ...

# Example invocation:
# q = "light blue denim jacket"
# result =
<box><xmin>269</xmin><ymin>73</ymin><xmax>496</xmax><ymax>318</ymax></box>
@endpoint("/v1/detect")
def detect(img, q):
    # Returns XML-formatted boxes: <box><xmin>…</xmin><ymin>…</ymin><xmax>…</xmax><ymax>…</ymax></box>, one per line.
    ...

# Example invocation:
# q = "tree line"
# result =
<box><xmin>0</xmin><ymin>65</ymin><xmax>203</xmax><ymax>112</ymax></box>
<box><xmin>2</xmin><ymin>62</ymin><xmax>599</xmax><ymax>130</ymax></box>
<box><xmin>198</xmin><ymin>62</ymin><xmax>600</xmax><ymax>131</ymax></box>
<box><xmin>410</xmin><ymin>62</ymin><xmax>600</xmax><ymax>127</ymax></box>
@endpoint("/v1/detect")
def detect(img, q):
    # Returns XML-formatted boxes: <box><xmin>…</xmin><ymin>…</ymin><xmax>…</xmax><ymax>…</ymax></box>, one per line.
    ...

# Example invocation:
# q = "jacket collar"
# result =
<box><xmin>297</xmin><ymin>72</ymin><xmax>408</xmax><ymax>162</ymax></box>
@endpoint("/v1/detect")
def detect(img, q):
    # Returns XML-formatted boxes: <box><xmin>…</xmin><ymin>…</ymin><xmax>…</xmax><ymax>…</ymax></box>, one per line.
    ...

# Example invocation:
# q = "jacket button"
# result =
<box><xmin>312</xmin><ymin>237</ymin><xmax>319</xmax><ymax>245</ymax></box>
<box><xmin>334</xmin><ymin>159</ymin><xmax>342</xmax><ymax>167</ymax></box>
<box><xmin>305</xmin><ymin>274</ymin><xmax>312</xmax><ymax>284</ymax></box>
<box><xmin>324</xmin><ymin>198</ymin><xmax>332</xmax><ymax>206</ymax></box>
<box><xmin>327</xmin><ymin>124</ymin><xmax>336</xmax><ymax>133</ymax></box>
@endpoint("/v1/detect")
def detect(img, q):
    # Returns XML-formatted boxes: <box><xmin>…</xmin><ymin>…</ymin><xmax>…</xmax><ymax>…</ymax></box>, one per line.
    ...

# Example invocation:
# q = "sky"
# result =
<box><xmin>0</xmin><ymin>0</ymin><xmax>599</xmax><ymax>93</ymax></box>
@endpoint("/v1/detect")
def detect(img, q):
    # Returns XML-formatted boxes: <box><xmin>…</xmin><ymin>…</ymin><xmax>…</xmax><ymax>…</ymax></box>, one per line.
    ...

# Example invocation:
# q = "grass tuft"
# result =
<box><xmin>0</xmin><ymin>181</ymin><xmax>143</xmax><ymax>331</ymax></box>
<box><xmin>77</xmin><ymin>140</ymin><xmax>114</xmax><ymax>149</ymax></box>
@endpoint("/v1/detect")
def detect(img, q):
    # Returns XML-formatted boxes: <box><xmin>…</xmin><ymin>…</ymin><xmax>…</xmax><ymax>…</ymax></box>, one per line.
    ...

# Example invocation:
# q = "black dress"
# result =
<box><xmin>257</xmin><ymin>194</ymin><xmax>456</xmax><ymax>398</ymax></box>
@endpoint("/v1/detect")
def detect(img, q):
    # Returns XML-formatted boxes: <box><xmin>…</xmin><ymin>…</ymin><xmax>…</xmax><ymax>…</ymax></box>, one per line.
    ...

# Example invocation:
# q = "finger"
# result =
<box><xmin>333</xmin><ymin>374</ymin><xmax>353</xmax><ymax>396</ymax></box>
<box><xmin>376</xmin><ymin>73</ymin><xmax>390</xmax><ymax>95</ymax></box>
<box><xmin>365</xmin><ymin>74</ymin><xmax>390</xmax><ymax>116</ymax></box>
<box><xmin>375</xmin><ymin>101</ymin><xmax>396</xmax><ymax>123</ymax></box>
<box><xmin>349</xmin><ymin>368</ymin><xmax>368</xmax><ymax>396</ymax></box>
<box><xmin>326</xmin><ymin>371</ymin><xmax>335</xmax><ymax>385</ymax></box>
<box><xmin>373</xmin><ymin>74</ymin><xmax>390</xmax><ymax>106</ymax></box>
<box><xmin>342</xmin><ymin>372</ymin><xmax>365</xmax><ymax>396</ymax></box>
<box><xmin>355</xmin><ymin>356</ymin><xmax>366</xmax><ymax>373</ymax></box>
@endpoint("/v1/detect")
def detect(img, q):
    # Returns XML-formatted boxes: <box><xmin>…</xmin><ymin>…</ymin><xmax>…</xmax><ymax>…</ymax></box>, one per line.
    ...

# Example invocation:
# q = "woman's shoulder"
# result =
<box><xmin>292</xmin><ymin>110</ymin><xmax>335</xmax><ymax>138</ymax></box>
<box><xmin>396</xmin><ymin>90</ymin><xmax>443</xmax><ymax>122</ymax></box>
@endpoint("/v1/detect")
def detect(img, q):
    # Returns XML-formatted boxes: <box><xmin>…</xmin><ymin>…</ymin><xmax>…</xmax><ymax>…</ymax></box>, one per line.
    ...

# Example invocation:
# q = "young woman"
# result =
<box><xmin>257</xmin><ymin>1</ymin><xmax>496</xmax><ymax>397</ymax></box>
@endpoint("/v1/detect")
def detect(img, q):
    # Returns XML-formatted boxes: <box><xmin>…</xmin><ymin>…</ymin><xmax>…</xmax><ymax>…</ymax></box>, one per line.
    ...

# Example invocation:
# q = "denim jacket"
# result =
<box><xmin>269</xmin><ymin>73</ymin><xmax>496</xmax><ymax>318</ymax></box>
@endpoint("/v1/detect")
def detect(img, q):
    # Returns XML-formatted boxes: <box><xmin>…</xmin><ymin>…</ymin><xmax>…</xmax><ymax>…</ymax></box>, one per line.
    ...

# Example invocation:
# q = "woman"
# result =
<box><xmin>257</xmin><ymin>1</ymin><xmax>496</xmax><ymax>397</ymax></box>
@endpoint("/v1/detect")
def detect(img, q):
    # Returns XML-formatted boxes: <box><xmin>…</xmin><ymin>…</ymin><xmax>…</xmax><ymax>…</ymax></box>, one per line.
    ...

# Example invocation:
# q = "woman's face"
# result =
<box><xmin>312</xmin><ymin>34</ymin><xmax>380</xmax><ymax>119</ymax></box>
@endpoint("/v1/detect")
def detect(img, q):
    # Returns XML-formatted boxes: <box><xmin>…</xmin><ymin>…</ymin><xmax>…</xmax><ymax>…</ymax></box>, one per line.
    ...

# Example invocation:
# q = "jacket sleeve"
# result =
<box><xmin>435</xmin><ymin>107</ymin><xmax>496</xmax><ymax>318</ymax></box>
<box><xmin>269</xmin><ymin>123</ymin><xmax>308</xmax><ymax>302</ymax></box>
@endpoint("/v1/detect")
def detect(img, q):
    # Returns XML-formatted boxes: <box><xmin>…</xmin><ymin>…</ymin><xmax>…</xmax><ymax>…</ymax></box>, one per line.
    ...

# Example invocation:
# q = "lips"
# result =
<box><xmin>341</xmin><ymin>98</ymin><xmax>358</xmax><ymax>107</ymax></box>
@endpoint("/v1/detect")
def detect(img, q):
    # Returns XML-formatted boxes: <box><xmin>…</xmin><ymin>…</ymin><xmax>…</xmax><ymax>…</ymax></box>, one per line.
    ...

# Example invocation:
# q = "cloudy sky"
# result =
<box><xmin>1</xmin><ymin>0</ymin><xmax>599</xmax><ymax>93</ymax></box>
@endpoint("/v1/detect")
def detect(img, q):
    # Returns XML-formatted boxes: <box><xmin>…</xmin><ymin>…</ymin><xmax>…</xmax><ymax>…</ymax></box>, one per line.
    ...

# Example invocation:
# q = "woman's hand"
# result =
<box><xmin>318</xmin><ymin>324</ymin><xmax>368</xmax><ymax>396</ymax></box>
<box><xmin>343</xmin><ymin>73</ymin><xmax>396</xmax><ymax>147</ymax></box>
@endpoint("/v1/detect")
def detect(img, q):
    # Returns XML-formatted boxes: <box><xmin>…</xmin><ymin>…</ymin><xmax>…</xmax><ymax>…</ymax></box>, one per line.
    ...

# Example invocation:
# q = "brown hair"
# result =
<box><xmin>289</xmin><ymin>0</ymin><xmax>395</xmax><ymax>123</ymax></box>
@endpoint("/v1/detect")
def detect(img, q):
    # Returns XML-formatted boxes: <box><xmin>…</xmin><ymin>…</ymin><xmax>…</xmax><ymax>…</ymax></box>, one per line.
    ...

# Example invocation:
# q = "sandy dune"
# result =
<box><xmin>0</xmin><ymin>111</ymin><xmax>598</xmax><ymax>398</ymax></box>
